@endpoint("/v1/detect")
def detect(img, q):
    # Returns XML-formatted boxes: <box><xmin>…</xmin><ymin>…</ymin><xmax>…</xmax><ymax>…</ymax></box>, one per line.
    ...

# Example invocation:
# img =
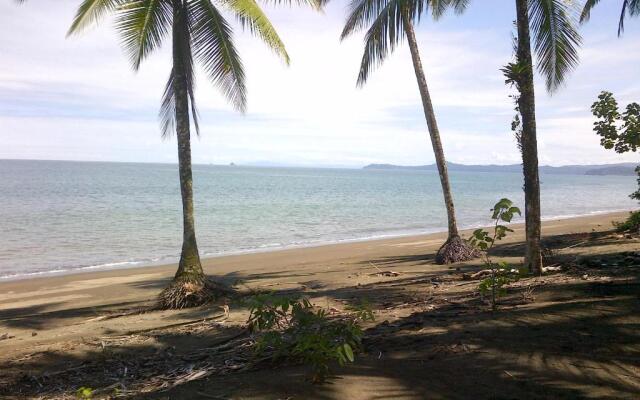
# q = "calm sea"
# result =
<box><xmin>0</xmin><ymin>159</ymin><xmax>637</xmax><ymax>280</ymax></box>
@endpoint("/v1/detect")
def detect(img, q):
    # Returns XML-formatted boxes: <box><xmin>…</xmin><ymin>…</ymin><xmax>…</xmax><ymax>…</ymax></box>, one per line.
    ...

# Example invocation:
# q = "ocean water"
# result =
<box><xmin>0</xmin><ymin>159</ymin><xmax>637</xmax><ymax>280</ymax></box>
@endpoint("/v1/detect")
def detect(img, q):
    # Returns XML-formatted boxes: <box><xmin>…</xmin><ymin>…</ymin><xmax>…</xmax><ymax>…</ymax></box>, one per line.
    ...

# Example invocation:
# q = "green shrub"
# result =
<box><xmin>614</xmin><ymin>210</ymin><xmax>640</xmax><ymax>233</ymax></box>
<box><xmin>246</xmin><ymin>294</ymin><xmax>374</xmax><ymax>382</ymax></box>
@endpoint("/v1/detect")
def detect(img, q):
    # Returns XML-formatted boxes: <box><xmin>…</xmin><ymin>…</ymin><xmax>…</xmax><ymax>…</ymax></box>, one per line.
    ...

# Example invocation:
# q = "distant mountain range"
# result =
<box><xmin>363</xmin><ymin>162</ymin><xmax>638</xmax><ymax>176</ymax></box>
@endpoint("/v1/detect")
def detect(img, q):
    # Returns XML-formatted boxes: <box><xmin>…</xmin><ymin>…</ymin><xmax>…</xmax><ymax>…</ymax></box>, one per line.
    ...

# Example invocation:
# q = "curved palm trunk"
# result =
<box><xmin>401</xmin><ymin>13</ymin><xmax>459</xmax><ymax>238</ymax></box>
<box><xmin>172</xmin><ymin>1</ymin><xmax>204</xmax><ymax>283</ymax></box>
<box><xmin>515</xmin><ymin>0</ymin><xmax>543</xmax><ymax>275</ymax></box>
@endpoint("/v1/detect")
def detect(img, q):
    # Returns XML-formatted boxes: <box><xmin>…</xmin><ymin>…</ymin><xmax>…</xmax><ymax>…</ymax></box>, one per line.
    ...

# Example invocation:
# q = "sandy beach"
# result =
<box><xmin>2</xmin><ymin>210</ymin><xmax>640</xmax><ymax>399</ymax></box>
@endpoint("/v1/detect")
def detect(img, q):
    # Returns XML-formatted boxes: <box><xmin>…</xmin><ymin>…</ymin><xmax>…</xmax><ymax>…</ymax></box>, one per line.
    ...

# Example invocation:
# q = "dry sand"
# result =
<box><xmin>1</xmin><ymin>211</ymin><xmax>639</xmax><ymax>399</ymax></box>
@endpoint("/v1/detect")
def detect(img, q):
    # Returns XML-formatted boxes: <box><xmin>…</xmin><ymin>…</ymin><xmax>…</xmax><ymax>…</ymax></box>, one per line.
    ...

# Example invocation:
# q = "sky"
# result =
<box><xmin>0</xmin><ymin>1</ymin><xmax>639</xmax><ymax>168</ymax></box>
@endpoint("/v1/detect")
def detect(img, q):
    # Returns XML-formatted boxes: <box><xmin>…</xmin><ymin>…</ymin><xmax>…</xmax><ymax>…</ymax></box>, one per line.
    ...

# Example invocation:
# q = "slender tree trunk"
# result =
<box><xmin>401</xmin><ymin>11</ymin><xmax>459</xmax><ymax>239</ymax></box>
<box><xmin>515</xmin><ymin>0</ymin><xmax>543</xmax><ymax>275</ymax></box>
<box><xmin>172</xmin><ymin>0</ymin><xmax>204</xmax><ymax>283</ymax></box>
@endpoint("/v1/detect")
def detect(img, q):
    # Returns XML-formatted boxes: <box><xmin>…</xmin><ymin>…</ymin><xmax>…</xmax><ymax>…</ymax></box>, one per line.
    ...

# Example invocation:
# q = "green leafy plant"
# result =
<box><xmin>76</xmin><ymin>387</ymin><xmax>93</xmax><ymax>399</ymax></box>
<box><xmin>591</xmin><ymin>91</ymin><xmax>640</xmax><ymax>232</ymax></box>
<box><xmin>501</xmin><ymin>58</ymin><xmax>528</xmax><ymax>155</ymax></box>
<box><xmin>591</xmin><ymin>91</ymin><xmax>640</xmax><ymax>154</ymax></box>
<box><xmin>246</xmin><ymin>294</ymin><xmax>374</xmax><ymax>383</ymax></box>
<box><xmin>469</xmin><ymin>198</ymin><xmax>522</xmax><ymax>310</ymax></box>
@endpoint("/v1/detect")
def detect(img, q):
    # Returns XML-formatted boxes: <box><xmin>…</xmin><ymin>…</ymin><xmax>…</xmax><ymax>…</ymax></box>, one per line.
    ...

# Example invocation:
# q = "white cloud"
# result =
<box><xmin>0</xmin><ymin>1</ymin><xmax>639</xmax><ymax>167</ymax></box>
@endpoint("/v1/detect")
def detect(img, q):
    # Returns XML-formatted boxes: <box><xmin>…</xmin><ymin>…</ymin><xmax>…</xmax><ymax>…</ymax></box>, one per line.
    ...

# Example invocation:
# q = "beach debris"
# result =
<box><xmin>31</xmin><ymin>332</ymin><xmax>37</xmax><ymax>337</ymax></box>
<box><xmin>0</xmin><ymin>333</ymin><xmax>14</xmax><ymax>341</ymax></box>
<box><xmin>370</xmin><ymin>270</ymin><xmax>401</xmax><ymax>277</ymax></box>
<box><xmin>542</xmin><ymin>265</ymin><xmax>563</xmax><ymax>273</ymax></box>
<box><xmin>462</xmin><ymin>269</ymin><xmax>493</xmax><ymax>280</ymax></box>
<box><xmin>369</xmin><ymin>261</ymin><xmax>401</xmax><ymax>277</ymax></box>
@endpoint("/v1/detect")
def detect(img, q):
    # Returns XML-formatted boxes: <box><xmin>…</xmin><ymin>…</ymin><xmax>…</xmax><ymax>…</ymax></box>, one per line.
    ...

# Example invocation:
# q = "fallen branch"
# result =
<box><xmin>462</xmin><ymin>269</ymin><xmax>492</xmax><ymax>280</ymax></box>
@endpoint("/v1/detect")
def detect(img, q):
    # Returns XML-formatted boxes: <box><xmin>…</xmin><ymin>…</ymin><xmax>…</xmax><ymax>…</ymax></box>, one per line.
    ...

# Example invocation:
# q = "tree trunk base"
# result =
<box><xmin>158</xmin><ymin>276</ymin><xmax>234</xmax><ymax>310</ymax></box>
<box><xmin>435</xmin><ymin>235</ymin><xmax>480</xmax><ymax>264</ymax></box>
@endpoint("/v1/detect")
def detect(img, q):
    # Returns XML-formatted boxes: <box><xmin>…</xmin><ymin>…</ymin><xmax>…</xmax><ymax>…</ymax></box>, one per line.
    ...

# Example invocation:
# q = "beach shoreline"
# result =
<box><xmin>0</xmin><ymin>208</ymin><xmax>634</xmax><ymax>283</ymax></box>
<box><xmin>0</xmin><ymin>210</ymin><xmax>629</xmax><ymax>299</ymax></box>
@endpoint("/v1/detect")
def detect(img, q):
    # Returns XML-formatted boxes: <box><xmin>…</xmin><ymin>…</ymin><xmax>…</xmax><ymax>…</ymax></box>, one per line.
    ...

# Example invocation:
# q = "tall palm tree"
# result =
<box><xmin>340</xmin><ymin>0</ymin><xmax>479</xmax><ymax>264</ymax></box>
<box><xmin>581</xmin><ymin>0</ymin><xmax>639</xmax><ymax>36</ymax></box>
<box><xmin>65</xmin><ymin>0</ymin><xmax>323</xmax><ymax>308</ymax></box>
<box><xmin>508</xmin><ymin>0</ymin><xmax>581</xmax><ymax>274</ymax></box>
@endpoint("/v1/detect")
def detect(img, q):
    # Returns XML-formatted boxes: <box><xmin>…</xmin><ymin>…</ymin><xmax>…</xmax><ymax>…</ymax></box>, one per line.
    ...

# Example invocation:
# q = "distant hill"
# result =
<box><xmin>363</xmin><ymin>162</ymin><xmax>638</xmax><ymax>176</ymax></box>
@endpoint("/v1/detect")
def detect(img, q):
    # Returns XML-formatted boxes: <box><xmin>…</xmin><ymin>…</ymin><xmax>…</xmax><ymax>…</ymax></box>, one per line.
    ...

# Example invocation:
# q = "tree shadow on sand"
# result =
<box><xmin>3</xmin><ymin>230</ymin><xmax>639</xmax><ymax>399</ymax></box>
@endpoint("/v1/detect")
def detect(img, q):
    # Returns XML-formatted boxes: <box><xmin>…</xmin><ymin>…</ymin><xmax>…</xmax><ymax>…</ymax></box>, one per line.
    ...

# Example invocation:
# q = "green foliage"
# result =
<box><xmin>614</xmin><ymin>210</ymin><xmax>640</xmax><ymax>233</ymax></box>
<box><xmin>501</xmin><ymin>60</ymin><xmax>528</xmax><ymax>90</ymax></box>
<box><xmin>477</xmin><ymin>262</ymin><xmax>520</xmax><ymax>299</ymax></box>
<box><xmin>76</xmin><ymin>387</ymin><xmax>93</xmax><ymax>399</ymax></box>
<box><xmin>502</xmin><ymin>60</ymin><xmax>526</xmax><ymax>155</ymax></box>
<box><xmin>591</xmin><ymin>91</ymin><xmax>640</xmax><ymax>203</ymax></box>
<box><xmin>591</xmin><ymin>91</ymin><xmax>640</xmax><ymax>153</ymax></box>
<box><xmin>470</xmin><ymin>198</ymin><xmax>522</xmax><ymax>310</ymax></box>
<box><xmin>246</xmin><ymin>294</ymin><xmax>374</xmax><ymax>382</ymax></box>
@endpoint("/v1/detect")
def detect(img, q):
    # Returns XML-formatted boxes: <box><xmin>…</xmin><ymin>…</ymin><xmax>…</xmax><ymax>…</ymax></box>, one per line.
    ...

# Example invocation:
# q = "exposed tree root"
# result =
<box><xmin>435</xmin><ymin>235</ymin><xmax>480</xmax><ymax>264</ymax></box>
<box><xmin>158</xmin><ymin>277</ymin><xmax>235</xmax><ymax>310</ymax></box>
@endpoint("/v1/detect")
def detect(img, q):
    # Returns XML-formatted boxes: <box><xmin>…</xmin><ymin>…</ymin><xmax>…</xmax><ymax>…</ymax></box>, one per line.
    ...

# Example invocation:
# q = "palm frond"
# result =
<box><xmin>340</xmin><ymin>0</ymin><xmax>391</xmax><ymax>40</ymax></box>
<box><xmin>355</xmin><ymin>0</ymin><xmax>405</xmax><ymax>86</ymax></box>
<box><xmin>189</xmin><ymin>0</ymin><xmax>246</xmax><ymax>112</ymax></box>
<box><xmin>257</xmin><ymin>0</ymin><xmax>328</xmax><ymax>10</ymax></box>
<box><xmin>160</xmin><ymin>69</ymin><xmax>177</xmax><ymax>138</ymax></box>
<box><xmin>579</xmin><ymin>0</ymin><xmax>601</xmax><ymax>23</ymax></box>
<box><xmin>618</xmin><ymin>0</ymin><xmax>640</xmax><ymax>35</ymax></box>
<box><xmin>431</xmin><ymin>0</ymin><xmax>468</xmax><ymax>19</ymax></box>
<box><xmin>219</xmin><ymin>0</ymin><xmax>290</xmax><ymax>64</ymax></box>
<box><xmin>529</xmin><ymin>0</ymin><xmax>582</xmax><ymax>93</ymax></box>
<box><xmin>342</xmin><ymin>0</ymin><xmax>465</xmax><ymax>85</ymax></box>
<box><xmin>115</xmin><ymin>0</ymin><xmax>172</xmax><ymax>69</ymax></box>
<box><xmin>68</xmin><ymin>0</ymin><xmax>126</xmax><ymax>35</ymax></box>
<box><xmin>581</xmin><ymin>0</ymin><xmax>638</xmax><ymax>36</ymax></box>
<box><xmin>161</xmin><ymin>0</ymin><xmax>199</xmax><ymax>137</ymax></box>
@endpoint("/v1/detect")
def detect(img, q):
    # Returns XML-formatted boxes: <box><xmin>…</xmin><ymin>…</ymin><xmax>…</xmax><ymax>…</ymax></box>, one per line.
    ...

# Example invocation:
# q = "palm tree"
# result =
<box><xmin>340</xmin><ymin>0</ymin><xmax>479</xmax><ymax>264</ymax></box>
<box><xmin>581</xmin><ymin>0</ymin><xmax>639</xmax><ymax>36</ymax></box>
<box><xmin>507</xmin><ymin>0</ymin><xmax>581</xmax><ymax>274</ymax></box>
<box><xmin>65</xmin><ymin>0</ymin><xmax>323</xmax><ymax>308</ymax></box>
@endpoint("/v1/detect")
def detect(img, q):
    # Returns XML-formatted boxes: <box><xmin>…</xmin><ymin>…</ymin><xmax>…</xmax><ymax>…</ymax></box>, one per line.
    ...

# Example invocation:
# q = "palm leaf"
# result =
<box><xmin>581</xmin><ymin>0</ymin><xmax>638</xmax><ymax>36</ymax></box>
<box><xmin>355</xmin><ymin>0</ymin><xmax>405</xmax><ymax>86</ymax></box>
<box><xmin>341</xmin><ymin>0</ymin><xmax>392</xmax><ymax>40</ymax></box>
<box><xmin>258</xmin><ymin>0</ymin><xmax>328</xmax><ymax>9</ymax></box>
<box><xmin>189</xmin><ymin>0</ymin><xmax>246</xmax><ymax>112</ymax></box>
<box><xmin>431</xmin><ymin>0</ymin><xmax>468</xmax><ymax>19</ymax></box>
<box><xmin>528</xmin><ymin>0</ymin><xmax>582</xmax><ymax>93</ymax></box>
<box><xmin>161</xmin><ymin>0</ymin><xmax>199</xmax><ymax>137</ymax></box>
<box><xmin>579</xmin><ymin>0</ymin><xmax>601</xmax><ymax>23</ymax></box>
<box><xmin>619</xmin><ymin>0</ymin><xmax>640</xmax><ymax>35</ymax></box>
<box><xmin>342</xmin><ymin>0</ymin><xmax>467</xmax><ymax>85</ymax></box>
<box><xmin>115</xmin><ymin>0</ymin><xmax>172</xmax><ymax>69</ymax></box>
<box><xmin>160</xmin><ymin>68</ymin><xmax>177</xmax><ymax>138</ymax></box>
<box><xmin>219</xmin><ymin>0</ymin><xmax>290</xmax><ymax>64</ymax></box>
<box><xmin>67</xmin><ymin>0</ymin><xmax>127</xmax><ymax>35</ymax></box>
